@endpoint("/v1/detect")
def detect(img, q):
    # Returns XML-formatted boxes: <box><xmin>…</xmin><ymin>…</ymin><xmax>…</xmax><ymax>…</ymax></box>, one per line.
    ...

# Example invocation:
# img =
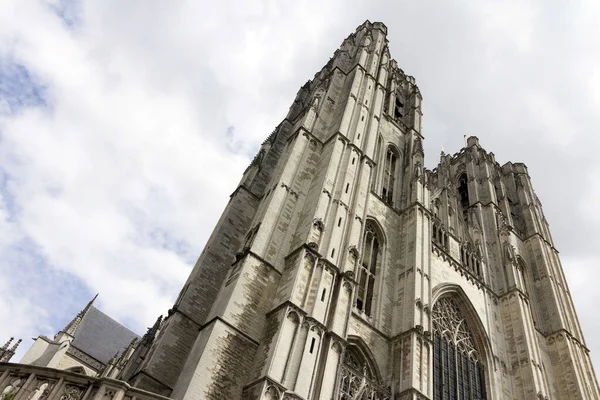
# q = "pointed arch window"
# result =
<box><xmin>356</xmin><ymin>221</ymin><xmax>381</xmax><ymax>317</ymax></box>
<box><xmin>382</xmin><ymin>146</ymin><xmax>399</xmax><ymax>206</ymax></box>
<box><xmin>339</xmin><ymin>346</ymin><xmax>390</xmax><ymax>400</ymax></box>
<box><xmin>433</xmin><ymin>297</ymin><xmax>487</xmax><ymax>400</ymax></box>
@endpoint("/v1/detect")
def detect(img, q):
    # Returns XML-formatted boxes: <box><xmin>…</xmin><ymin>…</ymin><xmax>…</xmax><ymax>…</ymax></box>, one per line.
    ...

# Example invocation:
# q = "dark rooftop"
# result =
<box><xmin>71</xmin><ymin>306</ymin><xmax>140</xmax><ymax>364</ymax></box>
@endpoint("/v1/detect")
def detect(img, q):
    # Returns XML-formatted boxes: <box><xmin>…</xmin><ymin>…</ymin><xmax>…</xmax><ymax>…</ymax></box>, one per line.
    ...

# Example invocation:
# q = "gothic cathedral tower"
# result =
<box><xmin>120</xmin><ymin>21</ymin><xmax>600</xmax><ymax>400</ymax></box>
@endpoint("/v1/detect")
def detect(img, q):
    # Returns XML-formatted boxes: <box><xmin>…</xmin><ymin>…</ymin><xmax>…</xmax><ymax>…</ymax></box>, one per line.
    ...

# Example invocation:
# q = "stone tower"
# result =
<box><xmin>121</xmin><ymin>21</ymin><xmax>600</xmax><ymax>400</ymax></box>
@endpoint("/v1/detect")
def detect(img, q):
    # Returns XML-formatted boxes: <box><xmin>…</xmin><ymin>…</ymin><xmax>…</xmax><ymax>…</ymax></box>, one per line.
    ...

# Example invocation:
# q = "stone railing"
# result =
<box><xmin>0</xmin><ymin>363</ymin><xmax>171</xmax><ymax>400</ymax></box>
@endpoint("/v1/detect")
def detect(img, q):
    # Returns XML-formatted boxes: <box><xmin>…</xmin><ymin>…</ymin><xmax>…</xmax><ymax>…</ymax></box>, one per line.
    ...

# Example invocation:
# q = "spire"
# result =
<box><xmin>0</xmin><ymin>337</ymin><xmax>21</xmax><ymax>362</ymax></box>
<box><xmin>9</xmin><ymin>339</ymin><xmax>21</xmax><ymax>351</ymax></box>
<box><xmin>1</xmin><ymin>337</ymin><xmax>13</xmax><ymax>350</ymax></box>
<box><xmin>60</xmin><ymin>293</ymin><xmax>98</xmax><ymax>337</ymax></box>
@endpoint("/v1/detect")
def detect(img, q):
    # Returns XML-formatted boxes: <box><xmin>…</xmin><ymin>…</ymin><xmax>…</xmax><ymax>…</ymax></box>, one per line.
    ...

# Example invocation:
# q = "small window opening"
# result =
<box><xmin>357</xmin><ymin>134</ymin><xmax>361</xmax><ymax>140</ymax></box>
<box><xmin>309</xmin><ymin>337</ymin><xmax>316</xmax><ymax>353</ymax></box>
<box><xmin>338</xmin><ymin>217</ymin><xmax>342</xmax><ymax>227</ymax></box>
<box><xmin>361</xmin><ymin>115</ymin><xmax>365</xmax><ymax>121</ymax></box>
<box><xmin>352</xmin><ymin>158</ymin><xmax>356</xmax><ymax>165</ymax></box>
<box><xmin>331</xmin><ymin>248</ymin><xmax>335</xmax><ymax>257</ymax></box>
<box><xmin>321</xmin><ymin>288</ymin><xmax>327</xmax><ymax>301</ymax></box>
<box><xmin>345</xmin><ymin>183</ymin><xmax>350</xmax><ymax>193</ymax></box>
<box><xmin>365</xmin><ymin>100</ymin><xmax>368</xmax><ymax>105</ymax></box>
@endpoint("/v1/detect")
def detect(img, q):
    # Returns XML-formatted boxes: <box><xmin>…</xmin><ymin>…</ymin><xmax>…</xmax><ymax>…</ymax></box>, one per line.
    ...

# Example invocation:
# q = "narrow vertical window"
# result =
<box><xmin>321</xmin><ymin>288</ymin><xmax>327</xmax><ymax>302</ymax></box>
<box><xmin>338</xmin><ymin>217</ymin><xmax>342</xmax><ymax>227</ymax></box>
<box><xmin>331</xmin><ymin>248</ymin><xmax>335</xmax><ymax>257</ymax></box>
<box><xmin>394</xmin><ymin>94</ymin><xmax>404</xmax><ymax>119</ymax></box>
<box><xmin>345</xmin><ymin>183</ymin><xmax>350</xmax><ymax>193</ymax></box>
<box><xmin>309</xmin><ymin>337</ymin><xmax>315</xmax><ymax>353</ymax></box>
<box><xmin>458</xmin><ymin>173</ymin><xmax>469</xmax><ymax>220</ymax></box>
<box><xmin>356</xmin><ymin>221</ymin><xmax>381</xmax><ymax>317</ymax></box>
<box><xmin>382</xmin><ymin>146</ymin><xmax>398</xmax><ymax>206</ymax></box>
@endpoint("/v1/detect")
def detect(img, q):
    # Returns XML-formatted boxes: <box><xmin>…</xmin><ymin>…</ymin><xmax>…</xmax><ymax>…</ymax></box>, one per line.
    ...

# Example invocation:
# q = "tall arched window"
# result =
<box><xmin>458</xmin><ymin>174</ymin><xmax>469</xmax><ymax>221</ymax></box>
<box><xmin>433</xmin><ymin>297</ymin><xmax>487</xmax><ymax>400</ymax></box>
<box><xmin>339</xmin><ymin>346</ymin><xmax>389</xmax><ymax>400</ymax></box>
<box><xmin>356</xmin><ymin>221</ymin><xmax>381</xmax><ymax>317</ymax></box>
<box><xmin>382</xmin><ymin>146</ymin><xmax>398</xmax><ymax>206</ymax></box>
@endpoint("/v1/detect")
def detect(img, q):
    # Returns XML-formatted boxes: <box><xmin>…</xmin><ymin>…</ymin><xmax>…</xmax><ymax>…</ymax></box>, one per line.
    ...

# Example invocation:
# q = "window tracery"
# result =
<box><xmin>433</xmin><ymin>297</ymin><xmax>486</xmax><ymax>400</ymax></box>
<box><xmin>338</xmin><ymin>347</ymin><xmax>390</xmax><ymax>400</ymax></box>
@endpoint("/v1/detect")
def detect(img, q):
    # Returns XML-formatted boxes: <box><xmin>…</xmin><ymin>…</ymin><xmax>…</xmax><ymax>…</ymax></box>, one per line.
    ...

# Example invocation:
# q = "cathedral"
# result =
<box><xmin>2</xmin><ymin>20</ymin><xmax>599</xmax><ymax>400</ymax></box>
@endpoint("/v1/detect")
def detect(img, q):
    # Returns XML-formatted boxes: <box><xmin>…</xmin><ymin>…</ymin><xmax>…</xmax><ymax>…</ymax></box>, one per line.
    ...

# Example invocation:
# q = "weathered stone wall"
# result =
<box><xmin>122</xmin><ymin>20</ymin><xmax>600</xmax><ymax>400</ymax></box>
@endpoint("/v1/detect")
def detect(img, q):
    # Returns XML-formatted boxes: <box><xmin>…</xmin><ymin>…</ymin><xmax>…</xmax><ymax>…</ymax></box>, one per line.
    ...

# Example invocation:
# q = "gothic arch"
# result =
<box><xmin>432</xmin><ymin>284</ymin><xmax>492</xmax><ymax>354</ymax></box>
<box><xmin>385</xmin><ymin>142</ymin><xmax>402</xmax><ymax>158</ymax></box>
<box><xmin>363</xmin><ymin>216</ymin><xmax>386</xmax><ymax>245</ymax></box>
<box><xmin>431</xmin><ymin>284</ymin><xmax>494</xmax><ymax>398</ymax></box>
<box><xmin>344</xmin><ymin>336</ymin><xmax>383</xmax><ymax>382</ymax></box>
<box><xmin>338</xmin><ymin>337</ymin><xmax>390</xmax><ymax>400</ymax></box>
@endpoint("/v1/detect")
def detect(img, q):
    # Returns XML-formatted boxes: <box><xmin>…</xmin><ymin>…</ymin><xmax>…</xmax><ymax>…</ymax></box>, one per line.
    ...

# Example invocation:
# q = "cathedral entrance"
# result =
<box><xmin>433</xmin><ymin>297</ymin><xmax>487</xmax><ymax>400</ymax></box>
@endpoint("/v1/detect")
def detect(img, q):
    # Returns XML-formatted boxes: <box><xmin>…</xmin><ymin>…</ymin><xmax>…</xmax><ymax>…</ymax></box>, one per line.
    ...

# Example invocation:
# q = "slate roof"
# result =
<box><xmin>71</xmin><ymin>306</ymin><xmax>140</xmax><ymax>365</ymax></box>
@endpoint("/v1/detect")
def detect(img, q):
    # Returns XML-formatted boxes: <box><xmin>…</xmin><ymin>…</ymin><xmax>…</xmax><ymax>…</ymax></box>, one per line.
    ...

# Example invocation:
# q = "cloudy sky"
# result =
<box><xmin>1</xmin><ymin>0</ymin><xmax>599</xmax><ymax>373</ymax></box>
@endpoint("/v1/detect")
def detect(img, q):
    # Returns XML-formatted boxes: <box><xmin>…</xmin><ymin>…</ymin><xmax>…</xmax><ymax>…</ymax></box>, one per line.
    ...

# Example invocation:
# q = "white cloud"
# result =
<box><xmin>0</xmin><ymin>0</ymin><xmax>599</xmax><ymax>380</ymax></box>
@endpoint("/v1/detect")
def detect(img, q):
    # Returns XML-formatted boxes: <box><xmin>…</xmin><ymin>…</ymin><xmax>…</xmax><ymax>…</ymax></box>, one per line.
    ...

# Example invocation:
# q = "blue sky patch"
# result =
<box><xmin>0</xmin><ymin>59</ymin><xmax>47</xmax><ymax>114</ymax></box>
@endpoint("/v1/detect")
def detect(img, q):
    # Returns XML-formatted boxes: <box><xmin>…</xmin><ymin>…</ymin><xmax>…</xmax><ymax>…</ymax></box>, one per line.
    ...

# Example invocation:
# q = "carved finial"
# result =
<box><xmin>9</xmin><ymin>339</ymin><xmax>21</xmax><ymax>351</ymax></box>
<box><xmin>1</xmin><ymin>337</ymin><xmax>13</xmax><ymax>350</ymax></box>
<box><xmin>0</xmin><ymin>337</ymin><xmax>20</xmax><ymax>362</ymax></box>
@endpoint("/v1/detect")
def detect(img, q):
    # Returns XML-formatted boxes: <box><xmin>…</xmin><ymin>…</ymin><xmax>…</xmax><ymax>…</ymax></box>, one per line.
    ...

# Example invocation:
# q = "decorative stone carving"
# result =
<box><xmin>263</xmin><ymin>385</ymin><xmax>280</xmax><ymax>400</ymax></box>
<box><xmin>2</xmin><ymin>378</ymin><xmax>24</xmax><ymax>400</ymax></box>
<box><xmin>348</xmin><ymin>245</ymin><xmax>360</xmax><ymax>261</ymax></box>
<box><xmin>59</xmin><ymin>385</ymin><xmax>84</xmax><ymax>400</ymax></box>
<box><xmin>27</xmin><ymin>381</ymin><xmax>55</xmax><ymax>400</ymax></box>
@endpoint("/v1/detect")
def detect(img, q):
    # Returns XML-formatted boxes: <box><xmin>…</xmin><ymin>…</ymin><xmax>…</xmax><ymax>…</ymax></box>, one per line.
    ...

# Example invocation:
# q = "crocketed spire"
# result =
<box><xmin>0</xmin><ymin>337</ymin><xmax>21</xmax><ymax>362</ymax></box>
<box><xmin>59</xmin><ymin>293</ymin><xmax>98</xmax><ymax>338</ymax></box>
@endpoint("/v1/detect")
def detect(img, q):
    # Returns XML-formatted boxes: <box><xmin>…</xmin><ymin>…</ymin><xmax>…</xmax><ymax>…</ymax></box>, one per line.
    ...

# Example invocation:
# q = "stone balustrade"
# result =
<box><xmin>0</xmin><ymin>363</ymin><xmax>171</xmax><ymax>400</ymax></box>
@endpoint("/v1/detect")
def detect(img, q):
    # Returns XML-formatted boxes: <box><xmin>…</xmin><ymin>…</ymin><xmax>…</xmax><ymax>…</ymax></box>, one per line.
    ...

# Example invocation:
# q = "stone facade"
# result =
<box><xmin>117</xmin><ymin>20</ymin><xmax>600</xmax><ymax>400</ymax></box>
<box><xmin>5</xmin><ymin>19</ymin><xmax>596</xmax><ymax>400</ymax></box>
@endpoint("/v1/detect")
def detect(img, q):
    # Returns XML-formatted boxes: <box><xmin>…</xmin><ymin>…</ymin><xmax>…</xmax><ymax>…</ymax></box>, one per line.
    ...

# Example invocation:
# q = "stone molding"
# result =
<box><xmin>0</xmin><ymin>363</ymin><xmax>171</xmax><ymax>400</ymax></box>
